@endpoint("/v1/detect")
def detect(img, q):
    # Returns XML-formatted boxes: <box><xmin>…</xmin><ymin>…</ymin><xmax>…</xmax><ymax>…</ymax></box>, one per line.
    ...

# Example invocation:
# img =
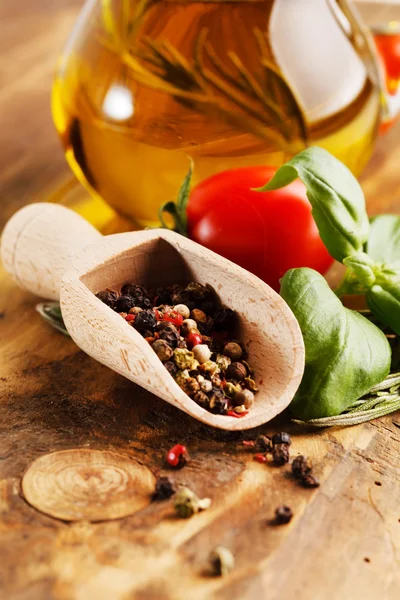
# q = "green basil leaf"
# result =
<box><xmin>366</xmin><ymin>282</ymin><xmax>400</xmax><ymax>335</ymax></box>
<box><xmin>342</xmin><ymin>252</ymin><xmax>376</xmax><ymax>288</ymax></box>
<box><xmin>367</xmin><ymin>214</ymin><xmax>400</xmax><ymax>266</ymax></box>
<box><xmin>257</xmin><ymin>147</ymin><xmax>369</xmax><ymax>262</ymax></box>
<box><xmin>36</xmin><ymin>302</ymin><xmax>70</xmax><ymax>336</ymax></box>
<box><xmin>280</xmin><ymin>268</ymin><xmax>391</xmax><ymax>420</ymax></box>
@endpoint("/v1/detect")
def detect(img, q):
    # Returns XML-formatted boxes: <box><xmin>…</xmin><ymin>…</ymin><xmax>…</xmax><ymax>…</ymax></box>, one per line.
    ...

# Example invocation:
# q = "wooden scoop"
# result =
<box><xmin>1</xmin><ymin>203</ymin><xmax>304</xmax><ymax>430</ymax></box>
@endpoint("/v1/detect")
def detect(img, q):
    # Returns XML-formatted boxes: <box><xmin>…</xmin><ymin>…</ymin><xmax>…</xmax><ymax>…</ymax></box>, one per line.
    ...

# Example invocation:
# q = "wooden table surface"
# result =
<box><xmin>2</xmin><ymin>2</ymin><xmax>400</xmax><ymax>599</ymax></box>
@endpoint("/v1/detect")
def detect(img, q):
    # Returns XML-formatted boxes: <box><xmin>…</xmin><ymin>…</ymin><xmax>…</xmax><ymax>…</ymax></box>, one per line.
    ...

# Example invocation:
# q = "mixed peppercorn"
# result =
<box><xmin>96</xmin><ymin>281</ymin><xmax>258</xmax><ymax>416</ymax></box>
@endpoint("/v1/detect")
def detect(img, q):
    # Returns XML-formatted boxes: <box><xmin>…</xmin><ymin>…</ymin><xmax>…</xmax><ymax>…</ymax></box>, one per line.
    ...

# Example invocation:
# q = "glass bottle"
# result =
<box><xmin>53</xmin><ymin>0</ymin><xmax>384</xmax><ymax>228</ymax></box>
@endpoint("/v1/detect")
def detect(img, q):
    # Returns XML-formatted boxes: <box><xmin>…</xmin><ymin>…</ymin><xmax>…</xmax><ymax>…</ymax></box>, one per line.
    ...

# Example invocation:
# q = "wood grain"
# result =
<box><xmin>1</xmin><ymin>1</ymin><xmax>400</xmax><ymax>599</ymax></box>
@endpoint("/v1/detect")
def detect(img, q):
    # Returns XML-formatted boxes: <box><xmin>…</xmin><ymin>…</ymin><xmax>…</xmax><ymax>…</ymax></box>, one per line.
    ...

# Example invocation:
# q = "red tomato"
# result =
<box><xmin>374</xmin><ymin>33</ymin><xmax>400</xmax><ymax>94</ymax></box>
<box><xmin>187</xmin><ymin>166</ymin><xmax>333</xmax><ymax>292</ymax></box>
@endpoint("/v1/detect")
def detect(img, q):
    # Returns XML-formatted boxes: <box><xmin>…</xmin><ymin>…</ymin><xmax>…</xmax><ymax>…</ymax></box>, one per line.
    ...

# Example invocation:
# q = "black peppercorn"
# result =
<box><xmin>301</xmin><ymin>474</ymin><xmax>320</xmax><ymax>488</ymax></box>
<box><xmin>121</xmin><ymin>284</ymin><xmax>152</xmax><ymax>309</ymax></box>
<box><xmin>213</xmin><ymin>308</ymin><xmax>236</xmax><ymax>331</ymax></box>
<box><xmin>155</xmin><ymin>286</ymin><xmax>172</xmax><ymax>305</ymax></box>
<box><xmin>121</xmin><ymin>283</ymin><xmax>146</xmax><ymax>297</ymax></box>
<box><xmin>164</xmin><ymin>361</ymin><xmax>178</xmax><ymax>377</ymax></box>
<box><xmin>272</xmin><ymin>432</ymin><xmax>292</xmax><ymax>446</ymax></box>
<box><xmin>275</xmin><ymin>505</ymin><xmax>293</xmax><ymax>525</ymax></box>
<box><xmin>155</xmin><ymin>321</ymin><xmax>178</xmax><ymax>333</ymax></box>
<box><xmin>185</xmin><ymin>282</ymin><xmax>210</xmax><ymax>301</ymax></box>
<box><xmin>255</xmin><ymin>435</ymin><xmax>273</xmax><ymax>453</ymax></box>
<box><xmin>197</xmin><ymin>318</ymin><xmax>215</xmax><ymax>336</ymax></box>
<box><xmin>291</xmin><ymin>455</ymin><xmax>312</xmax><ymax>480</ymax></box>
<box><xmin>226</xmin><ymin>362</ymin><xmax>247</xmax><ymax>382</ymax></box>
<box><xmin>115</xmin><ymin>294</ymin><xmax>136</xmax><ymax>313</ymax></box>
<box><xmin>171</xmin><ymin>290</ymin><xmax>195</xmax><ymax>310</ymax></box>
<box><xmin>133</xmin><ymin>309</ymin><xmax>157</xmax><ymax>332</ymax></box>
<box><xmin>272</xmin><ymin>443</ymin><xmax>290</xmax><ymax>466</ymax></box>
<box><xmin>198</xmin><ymin>299</ymin><xmax>217</xmax><ymax>316</ymax></box>
<box><xmin>153</xmin><ymin>476</ymin><xmax>176</xmax><ymax>501</ymax></box>
<box><xmin>159</xmin><ymin>329</ymin><xmax>181</xmax><ymax>348</ymax></box>
<box><xmin>208</xmin><ymin>388</ymin><xmax>228</xmax><ymax>414</ymax></box>
<box><xmin>96</xmin><ymin>289</ymin><xmax>119</xmax><ymax>308</ymax></box>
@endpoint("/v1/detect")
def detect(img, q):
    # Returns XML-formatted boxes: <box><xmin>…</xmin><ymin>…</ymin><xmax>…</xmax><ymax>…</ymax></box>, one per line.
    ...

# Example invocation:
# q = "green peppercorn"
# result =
<box><xmin>174</xmin><ymin>487</ymin><xmax>211</xmax><ymax>518</ymax></box>
<box><xmin>174</xmin><ymin>348</ymin><xmax>199</xmax><ymax>371</ymax></box>
<box><xmin>244</xmin><ymin>376</ymin><xmax>259</xmax><ymax>392</ymax></box>
<box><xmin>223</xmin><ymin>382</ymin><xmax>242</xmax><ymax>399</ymax></box>
<box><xmin>215</xmin><ymin>354</ymin><xmax>231</xmax><ymax>372</ymax></box>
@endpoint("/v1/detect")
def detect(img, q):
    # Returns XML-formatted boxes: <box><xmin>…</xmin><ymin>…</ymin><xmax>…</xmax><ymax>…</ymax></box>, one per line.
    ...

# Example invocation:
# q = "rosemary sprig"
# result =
<box><xmin>293</xmin><ymin>370</ymin><xmax>400</xmax><ymax>428</ymax></box>
<box><xmin>36</xmin><ymin>303</ymin><xmax>70</xmax><ymax>337</ymax></box>
<box><xmin>97</xmin><ymin>20</ymin><xmax>307</xmax><ymax>153</ymax></box>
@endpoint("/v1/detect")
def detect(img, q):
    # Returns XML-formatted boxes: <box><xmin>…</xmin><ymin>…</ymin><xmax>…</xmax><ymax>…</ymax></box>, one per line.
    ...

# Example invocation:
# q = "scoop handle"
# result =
<box><xmin>1</xmin><ymin>203</ymin><xmax>102</xmax><ymax>300</ymax></box>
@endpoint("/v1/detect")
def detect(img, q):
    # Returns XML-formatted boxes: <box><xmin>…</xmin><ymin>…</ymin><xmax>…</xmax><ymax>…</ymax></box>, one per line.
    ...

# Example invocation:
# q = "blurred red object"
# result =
<box><xmin>374</xmin><ymin>29</ymin><xmax>400</xmax><ymax>132</ymax></box>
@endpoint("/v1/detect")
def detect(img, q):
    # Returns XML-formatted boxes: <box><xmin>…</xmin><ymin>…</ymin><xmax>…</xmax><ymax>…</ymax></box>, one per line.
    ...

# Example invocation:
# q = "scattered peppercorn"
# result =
<box><xmin>153</xmin><ymin>476</ymin><xmax>176</xmax><ymax>501</ymax></box>
<box><xmin>272</xmin><ymin>443</ymin><xmax>290</xmax><ymax>466</ymax></box>
<box><xmin>272</xmin><ymin>432</ymin><xmax>292</xmax><ymax>446</ymax></box>
<box><xmin>95</xmin><ymin>280</ymin><xmax>259</xmax><ymax>417</ymax></box>
<box><xmin>166</xmin><ymin>444</ymin><xmax>190</xmax><ymax>469</ymax></box>
<box><xmin>254</xmin><ymin>453</ymin><xmax>268</xmax><ymax>464</ymax></box>
<box><xmin>174</xmin><ymin>486</ymin><xmax>211</xmax><ymax>518</ymax></box>
<box><xmin>209</xmin><ymin>547</ymin><xmax>235</xmax><ymax>576</ymax></box>
<box><xmin>291</xmin><ymin>455</ymin><xmax>312</xmax><ymax>479</ymax></box>
<box><xmin>301</xmin><ymin>474</ymin><xmax>320</xmax><ymax>488</ymax></box>
<box><xmin>255</xmin><ymin>435</ymin><xmax>273</xmax><ymax>453</ymax></box>
<box><xmin>275</xmin><ymin>505</ymin><xmax>293</xmax><ymax>525</ymax></box>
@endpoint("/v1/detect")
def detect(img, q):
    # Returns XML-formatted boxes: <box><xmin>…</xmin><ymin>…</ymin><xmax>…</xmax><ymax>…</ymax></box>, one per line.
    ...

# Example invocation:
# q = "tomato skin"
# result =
<box><xmin>374</xmin><ymin>33</ymin><xmax>400</xmax><ymax>93</ymax></box>
<box><xmin>187</xmin><ymin>166</ymin><xmax>333</xmax><ymax>292</ymax></box>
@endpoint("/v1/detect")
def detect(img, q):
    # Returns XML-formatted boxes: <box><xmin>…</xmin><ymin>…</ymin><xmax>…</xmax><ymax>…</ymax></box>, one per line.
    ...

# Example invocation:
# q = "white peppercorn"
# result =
<box><xmin>193</xmin><ymin>344</ymin><xmax>212</xmax><ymax>364</ymax></box>
<box><xmin>200</xmin><ymin>379</ymin><xmax>212</xmax><ymax>393</ymax></box>
<box><xmin>174</xmin><ymin>304</ymin><xmax>190</xmax><ymax>319</ymax></box>
<box><xmin>181</xmin><ymin>318</ymin><xmax>199</xmax><ymax>337</ymax></box>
